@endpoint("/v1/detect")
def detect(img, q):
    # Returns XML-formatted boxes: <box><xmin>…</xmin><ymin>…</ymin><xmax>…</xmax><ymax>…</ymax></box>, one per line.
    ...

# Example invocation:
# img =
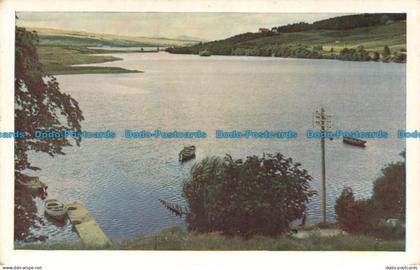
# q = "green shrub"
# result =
<box><xmin>335</xmin><ymin>152</ymin><xmax>405</xmax><ymax>239</ymax></box>
<box><xmin>335</xmin><ymin>187</ymin><xmax>355</xmax><ymax>230</ymax></box>
<box><xmin>183</xmin><ymin>153</ymin><xmax>316</xmax><ymax>237</ymax></box>
<box><xmin>335</xmin><ymin>188</ymin><xmax>375</xmax><ymax>232</ymax></box>
<box><xmin>372</xmin><ymin>153</ymin><xmax>405</xmax><ymax>220</ymax></box>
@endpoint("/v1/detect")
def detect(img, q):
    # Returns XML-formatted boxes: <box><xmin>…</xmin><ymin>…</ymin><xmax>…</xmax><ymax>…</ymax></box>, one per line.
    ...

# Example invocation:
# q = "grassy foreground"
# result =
<box><xmin>120</xmin><ymin>227</ymin><xmax>404</xmax><ymax>251</ymax></box>
<box><xmin>17</xmin><ymin>227</ymin><xmax>404</xmax><ymax>251</ymax></box>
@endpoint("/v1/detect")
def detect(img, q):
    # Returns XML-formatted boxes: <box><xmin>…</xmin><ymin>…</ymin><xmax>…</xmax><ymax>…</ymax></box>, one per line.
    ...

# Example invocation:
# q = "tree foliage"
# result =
<box><xmin>338</xmin><ymin>46</ymin><xmax>371</xmax><ymax>61</ymax></box>
<box><xmin>272</xmin><ymin>22</ymin><xmax>311</xmax><ymax>33</ymax></box>
<box><xmin>371</xmin><ymin>152</ymin><xmax>405</xmax><ymax>220</ymax></box>
<box><xmin>229</xmin><ymin>43</ymin><xmax>324</xmax><ymax>59</ymax></box>
<box><xmin>382</xmin><ymin>45</ymin><xmax>391</xmax><ymax>58</ymax></box>
<box><xmin>271</xmin><ymin>14</ymin><xmax>405</xmax><ymax>33</ymax></box>
<box><xmin>14</xmin><ymin>27</ymin><xmax>84</xmax><ymax>240</ymax></box>
<box><xmin>182</xmin><ymin>153</ymin><xmax>316</xmax><ymax>237</ymax></box>
<box><xmin>335</xmin><ymin>188</ymin><xmax>375</xmax><ymax>232</ymax></box>
<box><xmin>270</xmin><ymin>14</ymin><xmax>406</xmax><ymax>33</ymax></box>
<box><xmin>311</xmin><ymin>13</ymin><xmax>405</xmax><ymax>30</ymax></box>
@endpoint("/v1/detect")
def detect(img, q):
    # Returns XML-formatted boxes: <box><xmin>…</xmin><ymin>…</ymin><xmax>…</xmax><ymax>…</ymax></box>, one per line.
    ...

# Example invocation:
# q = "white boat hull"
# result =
<box><xmin>45</xmin><ymin>199</ymin><xmax>67</xmax><ymax>221</ymax></box>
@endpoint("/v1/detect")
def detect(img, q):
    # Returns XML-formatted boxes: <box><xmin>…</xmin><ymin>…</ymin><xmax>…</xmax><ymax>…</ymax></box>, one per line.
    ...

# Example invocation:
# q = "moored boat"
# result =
<box><xmin>45</xmin><ymin>199</ymin><xmax>67</xmax><ymax>221</ymax></box>
<box><xmin>179</xmin><ymin>145</ymin><xmax>196</xmax><ymax>161</ymax></box>
<box><xmin>342</xmin><ymin>136</ymin><xmax>367</xmax><ymax>147</ymax></box>
<box><xmin>199</xmin><ymin>50</ymin><xmax>211</xmax><ymax>57</ymax></box>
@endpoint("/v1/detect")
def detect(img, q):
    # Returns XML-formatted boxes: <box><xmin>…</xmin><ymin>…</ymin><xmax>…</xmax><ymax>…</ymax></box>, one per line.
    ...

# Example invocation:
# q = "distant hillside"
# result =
<box><xmin>18</xmin><ymin>27</ymin><xmax>199</xmax><ymax>75</ymax></box>
<box><xmin>25</xmin><ymin>27</ymin><xmax>198</xmax><ymax>47</ymax></box>
<box><xmin>175</xmin><ymin>35</ymin><xmax>207</xmax><ymax>42</ymax></box>
<box><xmin>167</xmin><ymin>13</ymin><xmax>406</xmax><ymax>63</ymax></box>
<box><xmin>271</xmin><ymin>13</ymin><xmax>406</xmax><ymax>32</ymax></box>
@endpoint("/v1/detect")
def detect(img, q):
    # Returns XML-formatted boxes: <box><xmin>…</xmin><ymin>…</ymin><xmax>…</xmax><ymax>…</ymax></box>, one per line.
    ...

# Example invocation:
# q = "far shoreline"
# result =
<box><xmin>165</xmin><ymin>50</ymin><xmax>406</xmax><ymax>64</ymax></box>
<box><xmin>37</xmin><ymin>45</ymin><xmax>144</xmax><ymax>75</ymax></box>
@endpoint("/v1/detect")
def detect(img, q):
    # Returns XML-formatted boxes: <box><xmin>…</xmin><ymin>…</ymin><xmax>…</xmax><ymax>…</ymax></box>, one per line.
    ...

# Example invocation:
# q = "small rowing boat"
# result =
<box><xmin>343</xmin><ymin>137</ymin><xmax>367</xmax><ymax>147</ymax></box>
<box><xmin>45</xmin><ymin>199</ymin><xmax>67</xmax><ymax>221</ymax></box>
<box><xmin>199</xmin><ymin>50</ymin><xmax>211</xmax><ymax>57</ymax></box>
<box><xmin>179</xmin><ymin>145</ymin><xmax>196</xmax><ymax>162</ymax></box>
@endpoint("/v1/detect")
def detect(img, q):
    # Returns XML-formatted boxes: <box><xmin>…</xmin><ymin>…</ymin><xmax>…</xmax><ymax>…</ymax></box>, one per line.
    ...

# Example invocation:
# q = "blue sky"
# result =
<box><xmin>16</xmin><ymin>12</ymin><xmax>349</xmax><ymax>40</ymax></box>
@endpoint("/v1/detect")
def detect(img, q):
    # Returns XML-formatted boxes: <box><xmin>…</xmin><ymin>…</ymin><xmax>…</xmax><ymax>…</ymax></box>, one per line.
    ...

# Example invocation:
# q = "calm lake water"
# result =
<box><xmin>25</xmin><ymin>52</ymin><xmax>405</xmax><ymax>245</ymax></box>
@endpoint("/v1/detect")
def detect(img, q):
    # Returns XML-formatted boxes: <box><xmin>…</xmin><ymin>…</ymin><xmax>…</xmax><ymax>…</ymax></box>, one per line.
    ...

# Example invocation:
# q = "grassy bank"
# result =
<box><xmin>120</xmin><ymin>227</ymin><xmax>404</xmax><ymax>251</ymax></box>
<box><xmin>37</xmin><ymin>45</ymin><xmax>143</xmax><ymax>75</ymax></box>
<box><xmin>17</xmin><ymin>227</ymin><xmax>404</xmax><ymax>251</ymax></box>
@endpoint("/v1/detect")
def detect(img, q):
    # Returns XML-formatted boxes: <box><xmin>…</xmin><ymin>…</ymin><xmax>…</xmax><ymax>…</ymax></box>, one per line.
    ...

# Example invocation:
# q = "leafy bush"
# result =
<box><xmin>183</xmin><ymin>153</ymin><xmax>316</xmax><ymax>237</ymax></box>
<box><xmin>335</xmin><ymin>187</ymin><xmax>356</xmax><ymax>230</ymax></box>
<box><xmin>372</xmin><ymin>154</ymin><xmax>405</xmax><ymax>220</ymax></box>
<box><xmin>335</xmin><ymin>152</ymin><xmax>405</xmax><ymax>238</ymax></box>
<box><xmin>335</xmin><ymin>188</ymin><xmax>375</xmax><ymax>232</ymax></box>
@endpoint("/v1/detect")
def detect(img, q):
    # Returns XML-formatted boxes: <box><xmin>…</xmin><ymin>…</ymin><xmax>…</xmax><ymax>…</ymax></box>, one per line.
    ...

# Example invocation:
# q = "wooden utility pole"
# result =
<box><xmin>314</xmin><ymin>108</ymin><xmax>331</xmax><ymax>224</ymax></box>
<box><xmin>320</xmin><ymin>108</ymin><xmax>327</xmax><ymax>224</ymax></box>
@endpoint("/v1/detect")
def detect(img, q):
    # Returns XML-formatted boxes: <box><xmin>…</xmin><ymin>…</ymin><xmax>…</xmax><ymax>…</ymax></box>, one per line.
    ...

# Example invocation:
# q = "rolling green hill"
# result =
<box><xmin>167</xmin><ymin>14</ymin><xmax>406</xmax><ymax>63</ymax></box>
<box><xmin>20</xmin><ymin>27</ymin><xmax>200</xmax><ymax>75</ymax></box>
<box><xmin>18</xmin><ymin>27</ymin><xmax>200</xmax><ymax>75</ymax></box>
<box><xmin>26</xmin><ymin>27</ymin><xmax>199</xmax><ymax>47</ymax></box>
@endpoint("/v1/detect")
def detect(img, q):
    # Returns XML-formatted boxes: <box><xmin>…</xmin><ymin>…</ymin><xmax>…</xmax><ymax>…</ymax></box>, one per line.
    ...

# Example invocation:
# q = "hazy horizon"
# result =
<box><xmin>16</xmin><ymin>12</ymin><xmax>351</xmax><ymax>41</ymax></box>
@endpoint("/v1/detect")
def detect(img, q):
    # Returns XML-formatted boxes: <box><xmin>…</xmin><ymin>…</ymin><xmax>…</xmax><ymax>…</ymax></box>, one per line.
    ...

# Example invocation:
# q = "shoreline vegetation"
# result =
<box><xmin>167</xmin><ymin>14</ymin><xmax>406</xmax><ymax>64</ymax></box>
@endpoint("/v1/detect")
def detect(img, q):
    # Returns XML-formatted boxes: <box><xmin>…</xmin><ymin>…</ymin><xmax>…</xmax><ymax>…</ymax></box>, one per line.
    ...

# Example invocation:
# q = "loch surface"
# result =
<box><xmin>26</xmin><ymin>52</ymin><xmax>405</xmax><ymax>244</ymax></box>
